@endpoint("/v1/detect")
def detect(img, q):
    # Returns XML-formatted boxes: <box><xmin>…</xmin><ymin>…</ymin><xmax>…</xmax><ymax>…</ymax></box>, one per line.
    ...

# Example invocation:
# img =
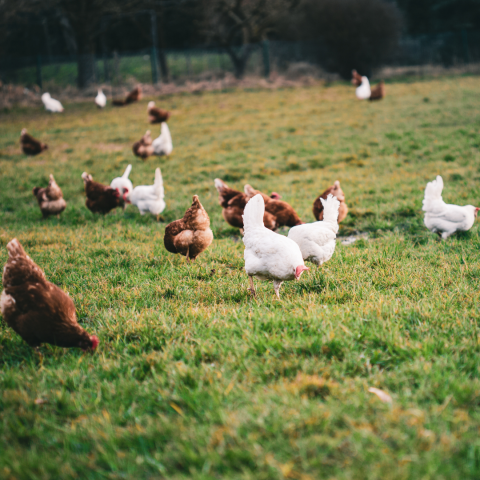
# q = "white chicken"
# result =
<box><xmin>111</xmin><ymin>164</ymin><xmax>133</xmax><ymax>211</ymax></box>
<box><xmin>124</xmin><ymin>168</ymin><xmax>165</xmax><ymax>221</ymax></box>
<box><xmin>423</xmin><ymin>175</ymin><xmax>479</xmax><ymax>239</ymax></box>
<box><xmin>288</xmin><ymin>194</ymin><xmax>339</xmax><ymax>265</ymax></box>
<box><xmin>152</xmin><ymin>122</ymin><xmax>173</xmax><ymax>156</ymax></box>
<box><xmin>243</xmin><ymin>194</ymin><xmax>309</xmax><ymax>299</ymax></box>
<box><xmin>355</xmin><ymin>76</ymin><xmax>371</xmax><ymax>100</ymax></box>
<box><xmin>95</xmin><ymin>89</ymin><xmax>107</xmax><ymax>108</ymax></box>
<box><xmin>41</xmin><ymin>92</ymin><xmax>64</xmax><ymax>112</ymax></box>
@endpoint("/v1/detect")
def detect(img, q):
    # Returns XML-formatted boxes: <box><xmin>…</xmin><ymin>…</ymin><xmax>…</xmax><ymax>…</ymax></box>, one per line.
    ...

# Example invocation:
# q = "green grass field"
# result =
<box><xmin>1</xmin><ymin>77</ymin><xmax>480</xmax><ymax>479</ymax></box>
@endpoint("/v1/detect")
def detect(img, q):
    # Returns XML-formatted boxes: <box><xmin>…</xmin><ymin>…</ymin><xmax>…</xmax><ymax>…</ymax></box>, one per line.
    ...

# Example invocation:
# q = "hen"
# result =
<box><xmin>132</xmin><ymin>130</ymin><xmax>153</xmax><ymax>160</ymax></box>
<box><xmin>20</xmin><ymin>128</ymin><xmax>48</xmax><ymax>156</ymax></box>
<box><xmin>244</xmin><ymin>184</ymin><xmax>303</xmax><ymax>228</ymax></box>
<box><xmin>313</xmin><ymin>180</ymin><xmax>348</xmax><ymax>223</ymax></box>
<box><xmin>124</xmin><ymin>168</ymin><xmax>165</xmax><ymax>220</ymax></box>
<box><xmin>351</xmin><ymin>70</ymin><xmax>371</xmax><ymax>100</ymax></box>
<box><xmin>164</xmin><ymin>195</ymin><xmax>213</xmax><ymax>262</ymax></box>
<box><xmin>1</xmin><ymin>238</ymin><xmax>99</xmax><ymax>351</ymax></box>
<box><xmin>369</xmin><ymin>81</ymin><xmax>385</xmax><ymax>101</ymax></box>
<box><xmin>111</xmin><ymin>164</ymin><xmax>133</xmax><ymax>196</ymax></box>
<box><xmin>32</xmin><ymin>174</ymin><xmax>67</xmax><ymax>219</ymax></box>
<box><xmin>243</xmin><ymin>194</ymin><xmax>308</xmax><ymax>299</ymax></box>
<box><xmin>423</xmin><ymin>175</ymin><xmax>479</xmax><ymax>239</ymax></box>
<box><xmin>288</xmin><ymin>194</ymin><xmax>339</xmax><ymax>266</ymax></box>
<box><xmin>112</xmin><ymin>86</ymin><xmax>142</xmax><ymax>106</ymax></box>
<box><xmin>41</xmin><ymin>92</ymin><xmax>64</xmax><ymax>112</ymax></box>
<box><xmin>95</xmin><ymin>89</ymin><xmax>107</xmax><ymax>108</ymax></box>
<box><xmin>82</xmin><ymin>172</ymin><xmax>120</xmax><ymax>215</ymax></box>
<box><xmin>214</xmin><ymin>178</ymin><xmax>277</xmax><ymax>231</ymax></box>
<box><xmin>147</xmin><ymin>101</ymin><xmax>171</xmax><ymax>123</ymax></box>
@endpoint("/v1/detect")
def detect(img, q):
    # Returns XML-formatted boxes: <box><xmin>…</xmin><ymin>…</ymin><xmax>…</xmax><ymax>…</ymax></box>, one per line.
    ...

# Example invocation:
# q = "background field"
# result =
<box><xmin>1</xmin><ymin>77</ymin><xmax>480</xmax><ymax>479</ymax></box>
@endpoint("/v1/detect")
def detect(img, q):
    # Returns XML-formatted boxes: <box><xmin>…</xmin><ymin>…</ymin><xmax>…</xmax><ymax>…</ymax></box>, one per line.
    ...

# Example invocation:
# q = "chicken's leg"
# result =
<box><xmin>273</xmin><ymin>280</ymin><xmax>283</xmax><ymax>299</ymax></box>
<box><xmin>186</xmin><ymin>246</ymin><xmax>190</xmax><ymax>264</ymax></box>
<box><xmin>248</xmin><ymin>276</ymin><xmax>256</xmax><ymax>297</ymax></box>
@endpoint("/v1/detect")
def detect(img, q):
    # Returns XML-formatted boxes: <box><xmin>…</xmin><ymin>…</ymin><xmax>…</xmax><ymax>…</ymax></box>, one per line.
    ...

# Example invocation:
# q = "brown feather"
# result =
<box><xmin>164</xmin><ymin>195</ymin><xmax>213</xmax><ymax>260</ymax></box>
<box><xmin>313</xmin><ymin>180</ymin><xmax>348</xmax><ymax>222</ymax></box>
<box><xmin>113</xmin><ymin>86</ymin><xmax>142</xmax><ymax>107</ymax></box>
<box><xmin>82</xmin><ymin>173</ymin><xmax>119</xmax><ymax>214</ymax></box>
<box><xmin>20</xmin><ymin>129</ymin><xmax>48</xmax><ymax>156</ymax></box>
<box><xmin>1</xmin><ymin>239</ymin><xmax>97</xmax><ymax>350</ymax></box>
<box><xmin>32</xmin><ymin>174</ymin><xmax>66</xmax><ymax>218</ymax></box>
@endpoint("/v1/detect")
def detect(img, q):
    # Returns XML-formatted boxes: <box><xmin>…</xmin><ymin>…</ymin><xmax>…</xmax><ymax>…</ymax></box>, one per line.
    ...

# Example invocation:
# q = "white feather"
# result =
<box><xmin>41</xmin><ymin>92</ymin><xmax>64</xmax><ymax>112</ymax></box>
<box><xmin>95</xmin><ymin>89</ymin><xmax>107</xmax><ymax>108</ymax></box>
<box><xmin>110</xmin><ymin>164</ymin><xmax>133</xmax><ymax>195</ymax></box>
<box><xmin>127</xmin><ymin>168</ymin><xmax>165</xmax><ymax>216</ymax></box>
<box><xmin>152</xmin><ymin>123</ymin><xmax>173</xmax><ymax>156</ymax></box>
<box><xmin>356</xmin><ymin>76</ymin><xmax>371</xmax><ymax>100</ymax></box>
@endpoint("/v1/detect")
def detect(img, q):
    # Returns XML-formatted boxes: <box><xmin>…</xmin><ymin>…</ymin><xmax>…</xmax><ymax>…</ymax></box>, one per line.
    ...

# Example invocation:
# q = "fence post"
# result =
<box><xmin>262</xmin><ymin>40</ymin><xmax>270</xmax><ymax>79</ymax></box>
<box><xmin>461</xmin><ymin>30</ymin><xmax>470</xmax><ymax>64</ymax></box>
<box><xmin>151</xmin><ymin>47</ymin><xmax>159</xmax><ymax>84</ymax></box>
<box><xmin>36</xmin><ymin>55</ymin><xmax>42</xmax><ymax>89</ymax></box>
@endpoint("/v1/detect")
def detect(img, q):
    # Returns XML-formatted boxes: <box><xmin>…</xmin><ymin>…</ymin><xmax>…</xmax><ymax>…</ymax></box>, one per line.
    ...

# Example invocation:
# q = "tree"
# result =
<box><xmin>292</xmin><ymin>0</ymin><xmax>402</xmax><ymax>79</ymax></box>
<box><xmin>202</xmin><ymin>0</ymin><xmax>300</xmax><ymax>79</ymax></box>
<box><xmin>2</xmin><ymin>0</ymin><xmax>143</xmax><ymax>88</ymax></box>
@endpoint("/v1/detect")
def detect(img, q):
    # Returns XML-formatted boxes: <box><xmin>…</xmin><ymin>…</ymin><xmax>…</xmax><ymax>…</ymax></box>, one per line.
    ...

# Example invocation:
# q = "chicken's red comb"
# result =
<box><xmin>90</xmin><ymin>335</ymin><xmax>99</xmax><ymax>350</ymax></box>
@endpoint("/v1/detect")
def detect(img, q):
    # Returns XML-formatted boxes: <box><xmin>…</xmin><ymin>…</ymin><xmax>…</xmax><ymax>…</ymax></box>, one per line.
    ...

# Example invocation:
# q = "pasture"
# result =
<box><xmin>1</xmin><ymin>76</ymin><xmax>480</xmax><ymax>479</ymax></box>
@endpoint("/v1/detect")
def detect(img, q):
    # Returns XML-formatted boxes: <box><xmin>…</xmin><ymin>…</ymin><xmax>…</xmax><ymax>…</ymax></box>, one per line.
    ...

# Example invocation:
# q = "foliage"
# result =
<box><xmin>1</xmin><ymin>76</ymin><xmax>480</xmax><ymax>478</ymax></box>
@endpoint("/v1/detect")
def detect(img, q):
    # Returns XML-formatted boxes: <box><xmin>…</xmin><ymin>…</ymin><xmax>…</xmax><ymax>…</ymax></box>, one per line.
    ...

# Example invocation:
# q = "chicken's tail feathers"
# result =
<box><xmin>422</xmin><ymin>175</ymin><xmax>445</xmax><ymax>212</ymax></box>
<box><xmin>153</xmin><ymin>168</ymin><xmax>164</xmax><ymax>197</ymax></box>
<box><xmin>122</xmin><ymin>164</ymin><xmax>132</xmax><ymax>179</ymax></box>
<box><xmin>243</xmin><ymin>194</ymin><xmax>265</xmax><ymax>231</ymax></box>
<box><xmin>21</xmin><ymin>128</ymin><xmax>27</xmax><ymax>136</ymax></box>
<box><xmin>320</xmin><ymin>194</ymin><xmax>340</xmax><ymax>225</ymax></box>
<box><xmin>214</xmin><ymin>178</ymin><xmax>228</xmax><ymax>193</ymax></box>
<box><xmin>6</xmin><ymin>238</ymin><xmax>26</xmax><ymax>258</ymax></box>
<box><xmin>160</xmin><ymin>122</ymin><xmax>170</xmax><ymax>136</ymax></box>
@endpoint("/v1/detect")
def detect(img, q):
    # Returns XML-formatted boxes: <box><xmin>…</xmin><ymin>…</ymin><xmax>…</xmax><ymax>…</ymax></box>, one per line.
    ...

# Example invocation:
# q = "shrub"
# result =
<box><xmin>295</xmin><ymin>0</ymin><xmax>402</xmax><ymax>79</ymax></box>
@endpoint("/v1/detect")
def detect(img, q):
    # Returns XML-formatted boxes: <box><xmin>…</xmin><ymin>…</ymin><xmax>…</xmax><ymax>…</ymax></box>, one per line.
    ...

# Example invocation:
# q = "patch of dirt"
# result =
<box><xmin>338</xmin><ymin>232</ymin><xmax>369</xmax><ymax>245</ymax></box>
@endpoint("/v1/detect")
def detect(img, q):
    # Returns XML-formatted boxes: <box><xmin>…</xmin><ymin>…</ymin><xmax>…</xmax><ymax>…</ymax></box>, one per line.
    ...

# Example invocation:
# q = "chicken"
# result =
<box><xmin>313</xmin><ymin>180</ymin><xmax>348</xmax><ymax>223</ymax></box>
<box><xmin>81</xmin><ymin>172</ymin><xmax>120</xmax><ymax>215</ymax></box>
<box><xmin>32</xmin><ymin>174</ymin><xmax>67</xmax><ymax>219</ymax></box>
<box><xmin>1</xmin><ymin>238</ymin><xmax>99</xmax><ymax>351</ymax></box>
<box><xmin>124</xmin><ymin>168</ymin><xmax>165</xmax><ymax>220</ymax></box>
<box><xmin>152</xmin><ymin>123</ymin><xmax>173</xmax><ymax>156</ymax></box>
<box><xmin>369</xmin><ymin>81</ymin><xmax>385</xmax><ymax>101</ymax></box>
<box><xmin>270</xmin><ymin>192</ymin><xmax>281</xmax><ymax>199</ymax></box>
<box><xmin>244</xmin><ymin>184</ymin><xmax>303</xmax><ymax>228</ymax></box>
<box><xmin>41</xmin><ymin>92</ymin><xmax>64</xmax><ymax>112</ymax></box>
<box><xmin>148</xmin><ymin>101</ymin><xmax>170</xmax><ymax>123</ymax></box>
<box><xmin>95</xmin><ymin>88</ymin><xmax>107</xmax><ymax>108</ymax></box>
<box><xmin>351</xmin><ymin>70</ymin><xmax>371</xmax><ymax>100</ymax></box>
<box><xmin>110</xmin><ymin>164</ymin><xmax>133</xmax><ymax>196</ymax></box>
<box><xmin>288</xmin><ymin>194</ymin><xmax>339</xmax><ymax>266</ymax></box>
<box><xmin>214</xmin><ymin>178</ymin><xmax>277</xmax><ymax>231</ymax></box>
<box><xmin>132</xmin><ymin>130</ymin><xmax>153</xmax><ymax>160</ymax></box>
<box><xmin>132</xmin><ymin>124</ymin><xmax>173</xmax><ymax>159</ymax></box>
<box><xmin>20</xmin><ymin>128</ymin><xmax>48</xmax><ymax>156</ymax></box>
<box><xmin>164</xmin><ymin>195</ymin><xmax>213</xmax><ymax>262</ymax></box>
<box><xmin>423</xmin><ymin>175</ymin><xmax>479</xmax><ymax>239</ymax></box>
<box><xmin>243</xmin><ymin>194</ymin><xmax>308</xmax><ymax>299</ymax></box>
<box><xmin>112</xmin><ymin>86</ymin><xmax>142</xmax><ymax>106</ymax></box>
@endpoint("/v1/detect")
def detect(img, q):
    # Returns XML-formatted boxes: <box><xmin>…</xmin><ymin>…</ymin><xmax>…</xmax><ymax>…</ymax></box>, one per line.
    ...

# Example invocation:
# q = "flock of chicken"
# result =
<box><xmin>1</xmin><ymin>74</ymin><xmax>478</xmax><ymax>353</ymax></box>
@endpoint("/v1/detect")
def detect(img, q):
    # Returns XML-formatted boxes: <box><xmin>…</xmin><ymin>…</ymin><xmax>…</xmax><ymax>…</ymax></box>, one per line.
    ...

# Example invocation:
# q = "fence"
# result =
<box><xmin>1</xmin><ymin>31</ymin><xmax>479</xmax><ymax>89</ymax></box>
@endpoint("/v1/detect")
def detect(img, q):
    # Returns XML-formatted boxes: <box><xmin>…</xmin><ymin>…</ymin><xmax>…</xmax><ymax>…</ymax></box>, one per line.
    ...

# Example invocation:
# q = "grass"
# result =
<box><xmin>1</xmin><ymin>76</ymin><xmax>480</xmax><ymax>479</ymax></box>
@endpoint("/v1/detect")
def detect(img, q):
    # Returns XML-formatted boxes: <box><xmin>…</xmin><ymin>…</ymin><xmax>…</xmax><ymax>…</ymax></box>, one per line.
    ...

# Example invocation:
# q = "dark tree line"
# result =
<box><xmin>1</xmin><ymin>0</ymin><xmax>480</xmax><ymax>87</ymax></box>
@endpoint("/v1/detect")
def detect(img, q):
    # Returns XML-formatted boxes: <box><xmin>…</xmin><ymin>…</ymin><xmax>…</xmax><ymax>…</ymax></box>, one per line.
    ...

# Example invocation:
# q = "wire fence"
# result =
<box><xmin>1</xmin><ymin>31</ymin><xmax>479</xmax><ymax>90</ymax></box>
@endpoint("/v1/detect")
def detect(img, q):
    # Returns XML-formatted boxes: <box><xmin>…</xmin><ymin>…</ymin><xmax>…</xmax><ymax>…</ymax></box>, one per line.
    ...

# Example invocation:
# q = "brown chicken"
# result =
<box><xmin>132</xmin><ymin>130</ymin><xmax>154</xmax><ymax>160</ymax></box>
<box><xmin>214</xmin><ymin>178</ymin><xmax>277</xmax><ymax>231</ymax></box>
<box><xmin>147</xmin><ymin>101</ymin><xmax>170</xmax><ymax>124</ymax></box>
<box><xmin>0</xmin><ymin>238</ymin><xmax>99</xmax><ymax>351</ymax></box>
<box><xmin>32</xmin><ymin>174</ymin><xmax>67</xmax><ymax>219</ymax></box>
<box><xmin>20</xmin><ymin>128</ymin><xmax>48</xmax><ymax>156</ymax></box>
<box><xmin>369</xmin><ymin>81</ymin><xmax>385</xmax><ymax>101</ymax></box>
<box><xmin>244</xmin><ymin>184</ymin><xmax>303</xmax><ymax>228</ymax></box>
<box><xmin>164</xmin><ymin>195</ymin><xmax>213</xmax><ymax>262</ymax></box>
<box><xmin>112</xmin><ymin>86</ymin><xmax>142</xmax><ymax>106</ymax></box>
<box><xmin>313</xmin><ymin>180</ymin><xmax>348</xmax><ymax>223</ymax></box>
<box><xmin>351</xmin><ymin>69</ymin><xmax>363</xmax><ymax>87</ymax></box>
<box><xmin>81</xmin><ymin>172</ymin><xmax>120</xmax><ymax>214</ymax></box>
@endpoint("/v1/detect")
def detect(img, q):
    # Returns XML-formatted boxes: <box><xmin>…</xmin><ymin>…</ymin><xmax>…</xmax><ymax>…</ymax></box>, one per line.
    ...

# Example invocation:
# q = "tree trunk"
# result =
<box><xmin>77</xmin><ymin>53</ymin><xmax>96</xmax><ymax>88</ymax></box>
<box><xmin>226</xmin><ymin>45</ymin><xmax>252</xmax><ymax>79</ymax></box>
<box><xmin>158</xmin><ymin>9</ymin><xmax>170</xmax><ymax>82</ymax></box>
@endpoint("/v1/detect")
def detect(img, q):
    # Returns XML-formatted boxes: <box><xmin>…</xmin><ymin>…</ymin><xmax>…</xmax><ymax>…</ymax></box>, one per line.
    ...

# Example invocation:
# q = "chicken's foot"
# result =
<box><xmin>156</xmin><ymin>214</ymin><xmax>165</xmax><ymax>222</ymax></box>
<box><xmin>248</xmin><ymin>276</ymin><xmax>256</xmax><ymax>298</ymax></box>
<box><xmin>273</xmin><ymin>280</ymin><xmax>283</xmax><ymax>299</ymax></box>
<box><xmin>186</xmin><ymin>247</ymin><xmax>190</xmax><ymax>264</ymax></box>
